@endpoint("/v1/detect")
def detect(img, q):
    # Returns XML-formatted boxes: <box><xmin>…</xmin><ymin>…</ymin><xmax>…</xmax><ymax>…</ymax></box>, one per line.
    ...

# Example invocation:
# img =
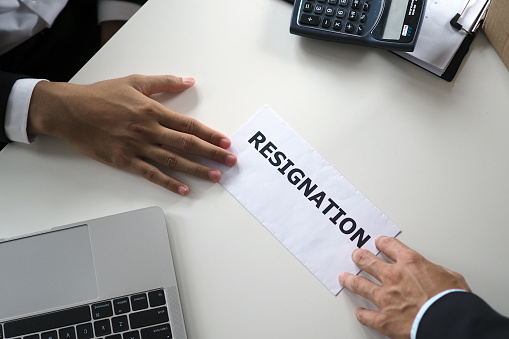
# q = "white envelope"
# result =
<box><xmin>213</xmin><ymin>106</ymin><xmax>400</xmax><ymax>295</ymax></box>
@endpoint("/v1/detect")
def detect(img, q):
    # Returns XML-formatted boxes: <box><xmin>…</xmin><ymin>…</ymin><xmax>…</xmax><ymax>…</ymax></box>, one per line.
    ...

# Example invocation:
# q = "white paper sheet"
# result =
<box><xmin>213</xmin><ymin>107</ymin><xmax>400</xmax><ymax>295</ymax></box>
<box><xmin>394</xmin><ymin>0</ymin><xmax>488</xmax><ymax>75</ymax></box>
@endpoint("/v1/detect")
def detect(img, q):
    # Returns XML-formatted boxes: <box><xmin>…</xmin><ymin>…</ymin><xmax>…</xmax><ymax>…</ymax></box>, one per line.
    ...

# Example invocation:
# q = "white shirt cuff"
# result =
<box><xmin>5</xmin><ymin>79</ymin><xmax>47</xmax><ymax>144</ymax></box>
<box><xmin>410</xmin><ymin>289</ymin><xmax>468</xmax><ymax>339</ymax></box>
<box><xmin>97</xmin><ymin>0</ymin><xmax>142</xmax><ymax>23</ymax></box>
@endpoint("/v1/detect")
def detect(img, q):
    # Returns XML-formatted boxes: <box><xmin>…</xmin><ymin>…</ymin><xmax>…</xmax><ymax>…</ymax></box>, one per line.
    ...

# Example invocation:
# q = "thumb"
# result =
<box><xmin>132</xmin><ymin>74</ymin><xmax>195</xmax><ymax>96</ymax></box>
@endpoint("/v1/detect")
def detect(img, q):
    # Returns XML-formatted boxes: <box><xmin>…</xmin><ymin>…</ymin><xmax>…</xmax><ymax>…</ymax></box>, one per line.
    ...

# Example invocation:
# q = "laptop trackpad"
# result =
<box><xmin>0</xmin><ymin>225</ymin><xmax>99</xmax><ymax>320</ymax></box>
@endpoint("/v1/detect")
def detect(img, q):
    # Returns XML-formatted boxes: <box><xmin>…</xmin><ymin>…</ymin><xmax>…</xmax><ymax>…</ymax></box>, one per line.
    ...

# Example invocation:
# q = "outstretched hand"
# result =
<box><xmin>27</xmin><ymin>74</ymin><xmax>237</xmax><ymax>195</ymax></box>
<box><xmin>339</xmin><ymin>236</ymin><xmax>471</xmax><ymax>339</ymax></box>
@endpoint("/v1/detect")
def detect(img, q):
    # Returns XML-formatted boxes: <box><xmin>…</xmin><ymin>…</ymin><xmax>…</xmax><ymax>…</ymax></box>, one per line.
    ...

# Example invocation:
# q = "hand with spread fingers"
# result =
<box><xmin>26</xmin><ymin>74</ymin><xmax>237</xmax><ymax>195</ymax></box>
<box><xmin>338</xmin><ymin>236</ymin><xmax>470</xmax><ymax>339</ymax></box>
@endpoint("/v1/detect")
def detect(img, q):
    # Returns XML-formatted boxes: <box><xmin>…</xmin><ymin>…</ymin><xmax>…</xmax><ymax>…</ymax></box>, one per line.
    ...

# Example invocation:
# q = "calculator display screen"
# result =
<box><xmin>382</xmin><ymin>0</ymin><xmax>409</xmax><ymax>40</ymax></box>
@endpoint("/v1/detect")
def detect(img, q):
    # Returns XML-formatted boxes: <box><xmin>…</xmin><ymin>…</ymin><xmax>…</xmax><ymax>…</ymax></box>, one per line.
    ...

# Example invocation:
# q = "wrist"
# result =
<box><xmin>27</xmin><ymin>81</ymin><xmax>70</xmax><ymax>138</ymax></box>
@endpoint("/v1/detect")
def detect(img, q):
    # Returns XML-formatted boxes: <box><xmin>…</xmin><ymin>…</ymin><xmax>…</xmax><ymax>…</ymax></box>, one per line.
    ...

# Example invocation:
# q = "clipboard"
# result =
<box><xmin>392</xmin><ymin>0</ymin><xmax>491</xmax><ymax>81</ymax></box>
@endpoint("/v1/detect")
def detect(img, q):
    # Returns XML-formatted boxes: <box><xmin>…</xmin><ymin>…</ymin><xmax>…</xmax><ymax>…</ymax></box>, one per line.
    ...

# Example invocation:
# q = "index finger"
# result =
<box><xmin>352</xmin><ymin>248</ymin><xmax>387</xmax><ymax>282</ymax></box>
<box><xmin>375</xmin><ymin>236</ymin><xmax>412</xmax><ymax>263</ymax></box>
<box><xmin>130</xmin><ymin>74</ymin><xmax>196</xmax><ymax>95</ymax></box>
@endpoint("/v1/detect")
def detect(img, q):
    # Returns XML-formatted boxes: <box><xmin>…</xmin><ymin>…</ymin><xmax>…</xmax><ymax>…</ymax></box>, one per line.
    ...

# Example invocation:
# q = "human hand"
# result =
<box><xmin>338</xmin><ymin>236</ymin><xmax>470</xmax><ymax>339</ymax></box>
<box><xmin>27</xmin><ymin>74</ymin><xmax>237</xmax><ymax>195</ymax></box>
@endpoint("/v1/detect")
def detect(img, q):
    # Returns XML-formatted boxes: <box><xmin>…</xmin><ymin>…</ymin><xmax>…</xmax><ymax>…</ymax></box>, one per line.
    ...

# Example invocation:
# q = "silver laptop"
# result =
<box><xmin>0</xmin><ymin>206</ymin><xmax>187</xmax><ymax>339</ymax></box>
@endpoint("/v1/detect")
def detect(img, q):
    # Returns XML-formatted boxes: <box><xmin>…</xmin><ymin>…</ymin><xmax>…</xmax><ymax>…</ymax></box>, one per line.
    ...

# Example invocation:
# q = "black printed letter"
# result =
<box><xmin>350</xmin><ymin>229</ymin><xmax>371</xmax><ymax>248</ymax></box>
<box><xmin>260</xmin><ymin>141</ymin><xmax>277</xmax><ymax>158</ymax></box>
<box><xmin>248</xmin><ymin>131</ymin><xmax>266</xmax><ymax>150</ymax></box>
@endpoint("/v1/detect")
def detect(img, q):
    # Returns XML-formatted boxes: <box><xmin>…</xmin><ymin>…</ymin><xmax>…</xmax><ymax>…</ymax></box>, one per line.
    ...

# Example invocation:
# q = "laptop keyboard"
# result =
<box><xmin>1</xmin><ymin>289</ymin><xmax>172</xmax><ymax>339</ymax></box>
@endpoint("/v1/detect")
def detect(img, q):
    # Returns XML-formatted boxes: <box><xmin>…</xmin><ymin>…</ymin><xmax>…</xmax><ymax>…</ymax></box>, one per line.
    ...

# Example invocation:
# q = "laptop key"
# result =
<box><xmin>148</xmin><ymin>290</ymin><xmax>166</xmax><ymax>307</ymax></box>
<box><xmin>76</xmin><ymin>323</ymin><xmax>93</xmax><ymax>339</ymax></box>
<box><xmin>140</xmin><ymin>324</ymin><xmax>172</xmax><ymax>339</ymax></box>
<box><xmin>92</xmin><ymin>301</ymin><xmax>113</xmax><ymax>320</ymax></box>
<box><xmin>58</xmin><ymin>327</ymin><xmax>76</xmax><ymax>339</ymax></box>
<box><xmin>23</xmin><ymin>335</ymin><xmax>39</xmax><ymax>339</ymax></box>
<box><xmin>129</xmin><ymin>307</ymin><xmax>169</xmax><ymax>329</ymax></box>
<box><xmin>94</xmin><ymin>319</ymin><xmax>112</xmax><ymax>336</ymax></box>
<box><xmin>131</xmin><ymin>294</ymin><xmax>149</xmax><ymax>311</ymax></box>
<box><xmin>122</xmin><ymin>331</ymin><xmax>140</xmax><ymax>339</ymax></box>
<box><xmin>41</xmin><ymin>331</ymin><xmax>57</xmax><ymax>339</ymax></box>
<box><xmin>112</xmin><ymin>315</ymin><xmax>129</xmax><ymax>333</ymax></box>
<box><xmin>113</xmin><ymin>297</ymin><xmax>131</xmax><ymax>315</ymax></box>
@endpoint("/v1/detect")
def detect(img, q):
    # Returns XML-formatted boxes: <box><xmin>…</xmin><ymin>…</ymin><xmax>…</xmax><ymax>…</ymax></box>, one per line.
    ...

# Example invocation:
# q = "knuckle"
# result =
<box><xmin>182</xmin><ymin>118</ymin><xmax>199</xmax><ymax>135</ymax></box>
<box><xmin>140</xmin><ymin>166</ymin><xmax>159</xmax><ymax>182</ymax></box>
<box><xmin>377</xmin><ymin>290</ymin><xmax>395</xmax><ymax>305</ymax></box>
<box><xmin>127</xmin><ymin>121</ymin><xmax>151</xmax><ymax>136</ymax></box>
<box><xmin>454</xmin><ymin>271</ymin><xmax>466</xmax><ymax>280</ymax></box>
<box><xmin>341</xmin><ymin>274</ymin><xmax>354</xmax><ymax>289</ymax></box>
<box><xmin>210</xmin><ymin>148</ymin><xmax>223</xmax><ymax>162</ymax></box>
<box><xmin>161</xmin><ymin>178</ymin><xmax>177</xmax><ymax>192</ymax></box>
<box><xmin>371</xmin><ymin>287</ymin><xmax>384</xmax><ymax>303</ymax></box>
<box><xmin>401</xmin><ymin>249</ymin><xmax>422</xmax><ymax>263</ymax></box>
<box><xmin>355</xmin><ymin>309</ymin><xmax>367</xmax><ymax>324</ymax></box>
<box><xmin>179</xmin><ymin>135</ymin><xmax>195</xmax><ymax>152</ymax></box>
<box><xmin>162</xmin><ymin>153</ymin><xmax>179</xmax><ymax>169</ymax></box>
<box><xmin>194</xmin><ymin>165</ymin><xmax>207</xmax><ymax>178</ymax></box>
<box><xmin>125</xmin><ymin>74</ymin><xmax>146</xmax><ymax>91</ymax></box>
<box><xmin>201</xmin><ymin>130</ymin><xmax>217</xmax><ymax>144</ymax></box>
<box><xmin>353</xmin><ymin>249</ymin><xmax>371</xmax><ymax>265</ymax></box>
<box><xmin>348</xmin><ymin>276</ymin><xmax>362</xmax><ymax>292</ymax></box>
<box><xmin>163</xmin><ymin>74</ymin><xmax>178</xmax><ymax>85</ymax></box>
<box><xmin>110</xmin><ymin>149</ymin><xmax>132</xmax><ymax>168</ymax></box>
<box><xmin>376</xmin><ymin>235</ymin><xmax>392</xmax><ymax>248</ymax></box>
<box><xmin>127</xmin><ymin>73</ymin><xmax>145</xmax><ymax>85</ymax></box>
<box><xmin>139</xmin><ymin>102</ymin><xmax>159</xmax><ymax>118</ymax></box>
<box><xmin>385</xmin><ymin>269</ymin><xmax>403</xmax><ymax>284</ymax></box>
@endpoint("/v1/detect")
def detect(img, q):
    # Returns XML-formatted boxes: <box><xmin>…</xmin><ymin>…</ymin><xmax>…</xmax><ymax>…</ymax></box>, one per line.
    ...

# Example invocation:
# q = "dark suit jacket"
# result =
<box><xmin>417</xmin><ymin>291</ymin><xmax>509</xmax><ymax>339</ymax></box>
<box><xmin>0</xmin><ymin>0</ymin><xmax>147</xmax><ymax>148</ymax></box>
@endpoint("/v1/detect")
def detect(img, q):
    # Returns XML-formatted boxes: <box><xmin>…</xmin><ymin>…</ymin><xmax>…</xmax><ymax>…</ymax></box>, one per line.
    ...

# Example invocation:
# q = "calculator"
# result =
<box><xmin>290</xmin><ymin>0</ymin><xmax>426</xmax><ymax>51</ymax></box>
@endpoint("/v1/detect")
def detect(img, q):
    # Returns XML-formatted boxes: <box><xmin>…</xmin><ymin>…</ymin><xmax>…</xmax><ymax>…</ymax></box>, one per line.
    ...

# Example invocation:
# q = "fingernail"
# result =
<box><xmin>225</xmin><ymin>154</ymin><xmax>237</xmax><ymax>166</ymax></box>
<box><xmin>178</xmin><ymin>186</ymin><xmax>189</xmax><ymax>196</ymax></box>
<box><xmin>208</xmin><ymin>170</ymin><xmax>221</xmax><ymax>182</ymax></box>
<box><xmin>338</xmin><ymin>273</ymin><xmax>345</xmax><ymax>284</ymax></box>
<box><xmin>219</xmin><ymin>138</ymin><xmax>231</xmax><ymax>149</ymax></box>
<box><xmin>182</xmin><ymin>77</ymin><xmax>195</xmax><ymax>85</ymax></box>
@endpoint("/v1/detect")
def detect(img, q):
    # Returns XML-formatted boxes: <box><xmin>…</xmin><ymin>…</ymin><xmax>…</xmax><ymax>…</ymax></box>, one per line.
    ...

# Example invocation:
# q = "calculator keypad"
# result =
<box><xmin>298</xmin><ymin>0</ymin><xmax>375</xmax><ymax>36</ymax></box>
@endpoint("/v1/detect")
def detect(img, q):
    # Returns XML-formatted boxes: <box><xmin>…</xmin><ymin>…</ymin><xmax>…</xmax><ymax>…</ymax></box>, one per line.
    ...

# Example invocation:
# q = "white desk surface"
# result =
<box><xmin>2</xmin><ymin>0</ymin><xmax>509</xmax><ymax>338</ymax></box>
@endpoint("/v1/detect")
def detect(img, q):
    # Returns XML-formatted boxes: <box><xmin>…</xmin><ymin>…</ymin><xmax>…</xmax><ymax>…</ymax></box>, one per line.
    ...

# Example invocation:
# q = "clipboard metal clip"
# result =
<box><xmin>450</xmin><ymin>0</ymin><xmax>492</xmax><ymax>35</ymax></box>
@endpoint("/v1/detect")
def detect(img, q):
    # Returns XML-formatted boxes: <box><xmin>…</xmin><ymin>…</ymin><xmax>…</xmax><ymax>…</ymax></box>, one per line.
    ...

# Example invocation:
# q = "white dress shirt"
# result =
<box><xmin>1</xmin><ymin>0</ymin><xmax>142</xmax><ymax>143</ymax></box>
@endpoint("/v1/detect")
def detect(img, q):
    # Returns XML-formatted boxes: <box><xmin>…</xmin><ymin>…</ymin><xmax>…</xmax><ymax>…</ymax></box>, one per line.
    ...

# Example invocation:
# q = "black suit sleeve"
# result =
<box><xmin>417</xmin><ymin>292</ymin><xmax>509</xmax><ymax>339</ymax></box>
<box><xmin>0</xmin><ymin>71</ymin><xmax>29</xmax><ymax>144</ymax></box>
